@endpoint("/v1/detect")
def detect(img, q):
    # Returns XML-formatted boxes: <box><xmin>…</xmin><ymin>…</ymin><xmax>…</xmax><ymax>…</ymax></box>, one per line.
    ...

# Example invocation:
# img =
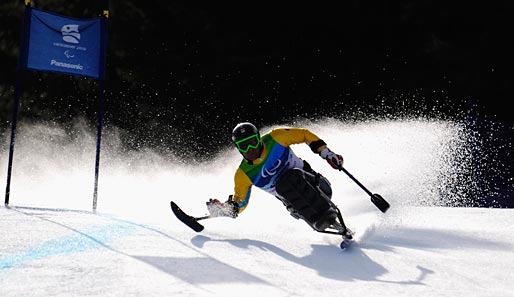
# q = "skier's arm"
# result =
<box><xmin>271</xmin><ymin>127</ymin><xmax>344</xmax><ymax>169</ymax></box>
<box><xmin>231</xmin><ymin>168</ymin><xmax>253</xmax><ymax>213</ymax></box>
<box><xmin>269</xmin><ymin>128</ymin><xmax>327</xmax><ymax>153</ymax></box>
<box><xmin>207</xmin><ymin>167</ymin><xmax>252</xmax><ymax>217</ymax></box>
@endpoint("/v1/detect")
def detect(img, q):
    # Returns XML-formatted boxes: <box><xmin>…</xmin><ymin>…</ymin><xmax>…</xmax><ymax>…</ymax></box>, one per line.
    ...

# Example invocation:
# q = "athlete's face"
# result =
<box><xmin>242</xmin><ymin>145</ymin><xmax>261</xmax><ymax>161</ymax></box>
<box><xmin>235</xmin><ymin>134</ymin><xmax>262</xmax><ymax>161</ymax></box>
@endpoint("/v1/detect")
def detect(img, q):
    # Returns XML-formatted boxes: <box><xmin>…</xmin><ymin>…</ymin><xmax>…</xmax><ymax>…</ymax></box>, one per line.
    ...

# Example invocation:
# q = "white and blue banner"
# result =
<box><xmin>6</xmin><ymin>3</ymin><xmax>109</xmax><ymax>208</ymax></box>
<box><xmin>19</xmin><ymin>7</ymin><xmax>107</xmax><ymax>80</ymax></box>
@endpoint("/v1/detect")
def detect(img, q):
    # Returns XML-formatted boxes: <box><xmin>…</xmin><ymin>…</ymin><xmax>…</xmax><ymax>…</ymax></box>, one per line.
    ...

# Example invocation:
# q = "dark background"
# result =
<box><xmin>1</xmin><ymin>1</ymin><xmax>512</xmax><ymax>206</ymax></box>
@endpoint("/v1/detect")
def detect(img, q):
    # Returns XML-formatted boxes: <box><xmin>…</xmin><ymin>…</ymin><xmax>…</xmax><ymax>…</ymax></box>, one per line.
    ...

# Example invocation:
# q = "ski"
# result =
<box><xmin>171</xmin><ymin>200</ymin><xmax>355</xmax><ymax>249</ymax></box>
<box><xmin>170</xmin><ymin>201</ymin><xmax>209</xmax><ymax>232</ymax></box>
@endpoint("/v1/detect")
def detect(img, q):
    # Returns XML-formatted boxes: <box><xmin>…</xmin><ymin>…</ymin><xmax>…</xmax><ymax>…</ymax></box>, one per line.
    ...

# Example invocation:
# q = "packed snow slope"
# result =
<box><xmin>1</xmin><ymin>118</ymin><xmax>513</xmax><ymax>297</ymax></box>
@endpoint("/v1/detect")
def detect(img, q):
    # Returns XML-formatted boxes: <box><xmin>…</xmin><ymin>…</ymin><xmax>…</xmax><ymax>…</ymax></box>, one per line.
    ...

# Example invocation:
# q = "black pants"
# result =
<box><xmin>275</xmin><ymin>164</ymin><xmax>338</xmax><ymax>231</ymax></box>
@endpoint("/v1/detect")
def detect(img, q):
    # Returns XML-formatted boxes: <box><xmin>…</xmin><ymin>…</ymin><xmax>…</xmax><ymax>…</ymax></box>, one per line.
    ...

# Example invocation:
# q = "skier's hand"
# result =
<box><xmin>320</xmin><ymin>148</ymin><xmax>344</xmax><ymax>170</ymax></box>
<box><xmin>206</xmin><ymin>198</ymin><xmax>238</xmax><ymax>218</ymax></box>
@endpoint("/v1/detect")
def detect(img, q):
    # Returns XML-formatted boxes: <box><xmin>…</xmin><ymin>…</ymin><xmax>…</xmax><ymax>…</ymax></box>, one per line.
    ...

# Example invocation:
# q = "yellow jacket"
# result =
<box><xmin>232</xmin><ymin>128</ymin><xmax>327</xmax><ymax>213</ymax></box>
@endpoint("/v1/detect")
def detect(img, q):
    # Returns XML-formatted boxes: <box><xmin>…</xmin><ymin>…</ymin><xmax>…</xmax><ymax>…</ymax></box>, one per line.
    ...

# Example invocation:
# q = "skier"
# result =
<box><xmin>206</xmin><ymin>122</ymin><xmax>353</xmax><ymax>238</ymax></box>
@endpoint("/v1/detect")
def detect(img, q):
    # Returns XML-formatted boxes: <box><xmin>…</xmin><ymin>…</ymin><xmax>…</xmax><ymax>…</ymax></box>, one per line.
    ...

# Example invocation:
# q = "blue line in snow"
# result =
<box><xmin>0</xmin><ymin>223</ymin><xmax>136</xmax><ymax>270</ymax></box>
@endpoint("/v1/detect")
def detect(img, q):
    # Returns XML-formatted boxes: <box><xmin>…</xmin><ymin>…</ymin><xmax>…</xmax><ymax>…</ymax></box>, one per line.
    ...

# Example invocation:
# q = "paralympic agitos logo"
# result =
<box><xmin>261</xmin><ymin>159</ymin><xmax>282</xmax><ymax>178</ymax></box>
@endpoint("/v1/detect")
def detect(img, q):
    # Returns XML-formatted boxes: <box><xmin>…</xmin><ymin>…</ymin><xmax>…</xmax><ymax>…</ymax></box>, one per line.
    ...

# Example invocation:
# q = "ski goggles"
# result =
<box><xmin>235</xmin><ymin>133</ymin><xmax>261</xmax><ymax>153</ymax></box>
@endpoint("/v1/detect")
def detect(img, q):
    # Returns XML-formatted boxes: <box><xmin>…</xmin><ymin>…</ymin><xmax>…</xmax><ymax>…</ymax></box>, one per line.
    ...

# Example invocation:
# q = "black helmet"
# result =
<box><xmin>232</xmin><ymin>122</ymin><xmax>260</xmax><ymax>142</ymax></box>
<box><xmin>232</xmin><ymin>122</ymin><xmax>263</xmax><ymax>157</ymax></box>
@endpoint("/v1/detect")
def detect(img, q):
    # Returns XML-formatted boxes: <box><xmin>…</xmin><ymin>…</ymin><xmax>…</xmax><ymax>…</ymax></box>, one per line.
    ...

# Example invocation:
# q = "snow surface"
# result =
<box><xmin>1</xmin><ymin>119</ymin><xmax>513</xmax><ymax>297</ymax></box>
